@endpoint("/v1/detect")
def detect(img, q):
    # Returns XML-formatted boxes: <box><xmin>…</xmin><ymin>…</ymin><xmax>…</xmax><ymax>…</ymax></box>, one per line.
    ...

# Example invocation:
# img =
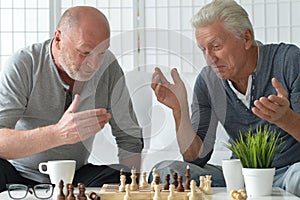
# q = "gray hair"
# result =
<box><xmin>191</xmin><ymin>0</ymin><xmax>254</xmax><ymax>40</ymax></box>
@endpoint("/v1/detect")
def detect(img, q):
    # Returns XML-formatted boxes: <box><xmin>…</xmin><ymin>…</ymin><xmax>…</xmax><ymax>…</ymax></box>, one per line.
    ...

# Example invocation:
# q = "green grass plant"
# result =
<box><xmin>225</xmin><ymin>125</ymin><xmax>283</xmax><ymax>168</ymax></box>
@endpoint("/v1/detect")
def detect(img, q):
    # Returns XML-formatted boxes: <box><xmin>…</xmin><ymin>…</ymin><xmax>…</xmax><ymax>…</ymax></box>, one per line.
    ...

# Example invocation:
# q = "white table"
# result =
<box><xmin>0</xmin><ymin>187</ymin><xmax>298</xmax><ymax>200</ymax></box>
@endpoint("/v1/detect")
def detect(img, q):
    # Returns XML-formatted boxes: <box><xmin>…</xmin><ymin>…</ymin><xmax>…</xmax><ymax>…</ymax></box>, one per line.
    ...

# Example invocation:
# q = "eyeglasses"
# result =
<box><xmin>6</xmin><ymin>184</ymin><xmax>55</xmax><ymax>199</ymax></box>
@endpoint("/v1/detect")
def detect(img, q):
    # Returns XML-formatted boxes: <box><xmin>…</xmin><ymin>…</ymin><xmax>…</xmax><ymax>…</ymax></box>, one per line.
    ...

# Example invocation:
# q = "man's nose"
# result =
<box><xmin>86</xmin><ymin>54</ymin><xmax>104</xmax><ymax>70</ymax></box>
<box><xmin>205</xmin><ymin>50</ymin><xmax>217</xmax><ymax>66</ymax></box>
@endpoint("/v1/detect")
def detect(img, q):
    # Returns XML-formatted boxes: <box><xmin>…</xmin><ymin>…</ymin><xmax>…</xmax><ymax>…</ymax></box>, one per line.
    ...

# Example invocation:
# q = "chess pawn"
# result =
<box><xmin>77</xmin><ymin>183</ymin><xmax>87</xmax><ymax>200</ymax></box>
<box><xmin>153</xmin><ymin>183</ymin><xmax>162</xmax><ymax>200</ymax></box>
<box><xmin>119</xmin><ymin>175</ymin><xmax>126</xmax><ymax>192</ymax></box>
<box><xmin>168</xmin><ymin>184</ymin><xmax>176</xmax><ymax>200</ymax></box>
<box><xmin>176</xmin><ymin>176</ymin><xmax>184</xmax><ymax>192</ymax></box>
<box><xmin>66</xmin><ymin>184</ymin><xmax>76</xmax><ymax>200</ymax></box>
<box><xmin>164</xmin><ymin>174</ymin><xmax>170</xmax><ymax>190</ymax></box>
<box><xmin>188</xmin><ymin>180</ymin><xmax>199</xmax><ymax>200</ymax></box>
<box><xmin>130</xmin><ymin>168</ymin><xmax>138</xmax><ymax>191</ymax></box>
<box><xmin>140</xmin><ymin>172</ymin><xmax>148</xmax><ymax>188</ymax></box>
<box><xmin>124</xmin><ymin>184</ymin><xmax>131</xmax><ymax>200</ymax></box>
<box><xmin>57</xmin><ymin>180</ymin><xmax>65</xmax><ymax>200</ymax></box>
<box><xmin>199</xmin><ymin>176</ymin><xmax>205</xmax><ymax>191</ymax></box>
<box><xmin>172</xmin><ymin>173</ymin><xmax>178</xmax><ymax>188</ymax></box>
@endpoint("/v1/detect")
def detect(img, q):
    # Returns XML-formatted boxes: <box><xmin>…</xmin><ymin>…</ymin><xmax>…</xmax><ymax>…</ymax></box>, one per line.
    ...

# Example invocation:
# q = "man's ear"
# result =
<box><xmin>242</xmin><ymin>29</ymin><xmax>254</xmax><ymax>50</ymax></box>
<box><xmin>53</xmin><ymin>30</ymin><xmax>62</xmax><ymax>50</ymax></box>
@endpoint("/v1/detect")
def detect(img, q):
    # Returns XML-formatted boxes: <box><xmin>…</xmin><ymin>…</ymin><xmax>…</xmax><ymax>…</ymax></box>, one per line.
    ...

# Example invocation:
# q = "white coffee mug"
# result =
<box><xmin>222</xmin><ymin>159</ymin><xmax>244</xmax><ymax>192</ymax></box>
<box><xmin>39</xmin><ymin>160</ymin><xmax>76</xmax><ymax>196</ymax></box>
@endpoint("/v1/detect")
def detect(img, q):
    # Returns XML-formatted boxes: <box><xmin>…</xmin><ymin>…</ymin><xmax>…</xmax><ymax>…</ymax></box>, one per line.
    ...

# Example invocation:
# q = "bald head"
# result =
<box><xmin>52</xmin><ymin>6</ymin><xmax>111</xmax><ymax>81</ymax></box>
<box><xmin>57</xmin><ymin>6</ymin><xmax>110</xmax><ymax>39</ymax></box>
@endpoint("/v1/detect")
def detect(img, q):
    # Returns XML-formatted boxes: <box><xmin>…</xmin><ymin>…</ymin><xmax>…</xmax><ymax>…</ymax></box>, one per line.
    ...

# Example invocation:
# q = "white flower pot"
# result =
<box><xmin>242</xmin><ymin>168</ymin><xmax>275</xmax><ymax>197</ymax></box>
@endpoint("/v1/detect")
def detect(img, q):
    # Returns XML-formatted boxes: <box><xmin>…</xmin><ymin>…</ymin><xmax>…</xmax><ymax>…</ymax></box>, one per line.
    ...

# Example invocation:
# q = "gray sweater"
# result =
<box><xmin>191</xmin><ymin>43</ymin><xmax>300</xmax><ymax>168</ymax></box>
<box><xmin>0</xmin><ymin>39</ymin><xmax>143</xmax><ymax>182</ymax></box>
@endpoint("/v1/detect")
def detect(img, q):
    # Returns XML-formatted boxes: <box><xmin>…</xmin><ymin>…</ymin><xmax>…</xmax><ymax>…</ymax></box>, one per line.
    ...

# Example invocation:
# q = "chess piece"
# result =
<box><xmin>184</xmin><ymin>165</ymin><xmax>191</xmax><ymax>190</ymax></box>
<box><xmin>151</xmin><ymin>168</ymin><xmax>159</xmax><ymax>190</ymax></box>
<box><xmin>152</xmin><ymin>175</ymin><xmax>160</xmax><ymax>192</ymax></box>
<box><xmin>172</xmin><ymin>173</ymin><xmax>178</xmax><ymax>188</ymax></box>
<box><xmin>164</xmin><ymin>174</ymin><xmax>170</xmax><ymax>190</ymax></box>
<box><xmin>57</xmin><ymin>180</ymin><xmax>65</xmax><ymax>200</ymax></box>
<box><xmin>77</xmin><ymin>183</ymin><xmax>87</xmax><ymax>200</ymax></box>
<box><xmin>123</xmin><ymin>184</ymin><xmax>131</xmax><ymax>200</ymax></box>
<box><xmin>176</xmin><ymin>176</ymin><xmax>184</xmax><ymax>192</ymax></box>
<box><xmin>130</xmin><ymin>168</ymin><xmax>138</xmax><ymax>191</ymax></box>
<box><xmin>187</xmin><ymin>180</ymin><xmax>199</xmax><ymax>200</ymax></box>
<box><xmin>203</xmin><ymin>175</ymin><xmax>212</xmax><ymax>195</ymax></box>
<box><xmin>88</xmin><ymin>192</ymin><xmax>101</xmax><ymax>200</ymax></box>
<box><xmin>119</xmin><ymin>174</ymin><xmax>126</xmax><ymax>192</ymax></box>
<box><xmin>230</xmin><ymin>189</ymin><xmax>247</xmax><ymax>200</ymax></box>
<box><xmin>66</xmin><ymin>184</ymin><xmax>76</xmax><ymax>200</ymax></box>
<box><xmin>168</xmin><ymin>184</ymin><xmax>175</xmax><ymax>200</ymax></box>
<box><xmin>238</xmin><ymin>189</ymin><xmax>247</xmax><ymax>200</ymax></box>
<box><xmin>153</xmin><ymin>183</ymin><xmax>162</xmax><ymax>200</ymax></box>
<box><xmin>120</xmin><ymin>168</ymin><xmax>125</xmax><ymax>176</ymax></box>
<box><xmin>140</xmin><ymin>172</ymin><xmax>148</xmax><ymax>188</ymax></box>
<box><xmin>199</xmin><ymin>176</ymin><xmax>205</xmax><ymax>191</ymax></box>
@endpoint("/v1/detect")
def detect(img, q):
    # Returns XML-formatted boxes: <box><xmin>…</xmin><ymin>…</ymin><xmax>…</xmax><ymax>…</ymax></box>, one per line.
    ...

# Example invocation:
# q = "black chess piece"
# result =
<box><xmin>176</xmin><ymin>176</ymin><xmax>184</xmax><ymax>192</ymax></box>
<box><xmin>184</xmin><ymin>166</ymin><xmax>191</xmax><ymax>190</ymax></box>
<box><xmin>77</xmin><ymin>183</ymin><xmax>87</xmax><ymax>200</ymax></box>
<box><xmin>152</xmin><ymin>175</ymin><xmax>160</xmax><ymax>192</ymax></box>
<box><xmin>57</xmin><ymin>180</ymin><xmax>65</xmax><ymax>200</ymax></box>
<box><xmin>164</xmin><ymin>174</ymin><xmax>170</xmax><ymax>190</ymax></box>
<box><xmin>66</xmin><ymin>184</ymin><xmax>76</xmax><ymax>200</ymax></box>
<box><xmin>172</xmin><ymin>172</ymin><xmax>178</xmax><ymax>188</ymax></box>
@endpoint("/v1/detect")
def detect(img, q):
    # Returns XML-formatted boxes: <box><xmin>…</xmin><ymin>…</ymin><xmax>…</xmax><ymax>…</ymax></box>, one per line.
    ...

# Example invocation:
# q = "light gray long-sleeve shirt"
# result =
<box><xmin>0</xmin><ymin>39</ymin><xmax>143</xmax><ymax>182</ymax></box>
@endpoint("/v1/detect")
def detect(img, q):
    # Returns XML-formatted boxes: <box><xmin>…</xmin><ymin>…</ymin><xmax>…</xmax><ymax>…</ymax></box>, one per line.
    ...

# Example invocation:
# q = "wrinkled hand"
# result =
<box><xmin>151</xmin><ymin>67</ymin><xmax>188</xmax><ymax>112</ymax></box>
<box><xmin>56</xmin><ymin>94</ymin><xmax>111</xmax><ymax>144</ymax></box>
<box><xmin>252</xmin><ymin>78</ymin><xmax>290</xmax><ymax>124</ymax></box>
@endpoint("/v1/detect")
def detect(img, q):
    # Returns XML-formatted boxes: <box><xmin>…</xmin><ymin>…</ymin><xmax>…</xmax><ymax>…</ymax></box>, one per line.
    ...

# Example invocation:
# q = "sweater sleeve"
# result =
<box><xmin>96</xmin><ymin>52</ymin><xmax>143</xmax><ymax>161</ymax></box>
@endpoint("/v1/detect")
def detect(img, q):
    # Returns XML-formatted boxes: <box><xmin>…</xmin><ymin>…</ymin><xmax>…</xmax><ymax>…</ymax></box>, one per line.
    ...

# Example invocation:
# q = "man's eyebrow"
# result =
<box><xmin>198</xmin><ymin>37</ymin><xmax>217</xmax><ymax>49</ymax></box>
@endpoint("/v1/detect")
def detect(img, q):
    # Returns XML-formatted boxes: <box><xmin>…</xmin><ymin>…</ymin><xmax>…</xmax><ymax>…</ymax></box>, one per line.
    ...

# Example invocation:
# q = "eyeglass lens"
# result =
<box><xmin>8</xmin><ymin>184</ymin><xmax>28</xmax><ymax>199</ymax></box>
<box><xmin>8</xmin><ymin>184</ymin><xmax>53</xmax><ymax>199</ymax></box>
<box><xmin>33</xmin><ymin>184</ymin><xmax>54</xmax><ymax>199</ymax></box>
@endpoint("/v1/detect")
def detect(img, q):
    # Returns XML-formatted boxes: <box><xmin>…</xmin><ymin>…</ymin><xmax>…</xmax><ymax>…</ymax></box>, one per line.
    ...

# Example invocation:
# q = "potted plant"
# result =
<box><xmin>225</xmin><ymin>125</ymin><xmax>284</xmax><ymax>197</ymax></box>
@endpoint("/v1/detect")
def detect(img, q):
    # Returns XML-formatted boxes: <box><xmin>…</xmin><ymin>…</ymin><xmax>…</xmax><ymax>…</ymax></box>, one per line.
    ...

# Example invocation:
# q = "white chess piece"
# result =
<box><xmin>199</xmin><ymin>176</ymin><xmax>205</xmax><ymax>191</ymax></box>
<box><xmin>153</xmin><ymin>183</ymin><xmax>161</xmax><ymax>200</ymax></box>
<box><xmin>168</xmin><ymin>184</ymin><xmax>175</xmax><ymax>200</ymax></box>
<box><xmin>151</xmin><ymin>168</ymin><xmax>159</xmax><ymax>189</ymax></box>
<box><xmin>188</xmin><ymin>180</ymin><xmax>200</xmax><ymax>200</ymax></box>
<box><xmin>204</xmin><ymin>175</ymin><xmax>213</xmax><ymax>195</ymax></box>
<box><xmin>140</xmin><ymin>172</ymin><xmax>148</xmax><ymax>188</ymax></box>
<box><xmin>119</xmin><ymin>174</ymin><xmax>126</xmax><ymax>192</ymax></box>
<box><xmin>124</xmin><ymin>184</ymin><xmax>131</xmax><ymax>200</ymax></box>
<box><xmin>130</xmin><ymin>168</ymin><xmax>138</xmax><ymax>191</ymax></box>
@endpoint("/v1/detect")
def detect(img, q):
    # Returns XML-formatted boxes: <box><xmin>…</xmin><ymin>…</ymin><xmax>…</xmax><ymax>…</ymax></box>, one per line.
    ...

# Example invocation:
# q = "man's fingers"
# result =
<box><xmin>67</xmin><ymin>94</ymin><xmax>80</xmax><ymax>113</ymax></box>
<box><xmin>75</xmin><ymin>108</ymin><xmax>110</xmax><ymax>121</ymax></box>
<box><xmin>170</xmin><ymin>68</ymin><xmax>182</xmax><ymax>84</ymax></box>
<box><xmin>152</xmin><ymin>67</ymin><xmax>169</xmax><ymax>84</ymax></box>
<box><xmin>272</xmin><ymin>78</ymin><xmax>288</xmax><ymax>98</ymax></box>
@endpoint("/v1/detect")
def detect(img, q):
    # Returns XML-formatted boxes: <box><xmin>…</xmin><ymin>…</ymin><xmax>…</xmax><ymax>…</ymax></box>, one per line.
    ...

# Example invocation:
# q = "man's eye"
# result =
<box><xmin>212</xmin><ymin>45</ymin><xmax>222</xmax><ymax>50</ymax></box>
<box><xmin>81</xmin><ymin>52</ymin><xmax>90</xmax><ymax>57</ymax></box>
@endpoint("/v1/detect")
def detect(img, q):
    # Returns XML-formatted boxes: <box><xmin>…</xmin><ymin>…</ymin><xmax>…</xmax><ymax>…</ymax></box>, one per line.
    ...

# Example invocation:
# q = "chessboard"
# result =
<box><xmin>99</xmin><ymin>184</ymin><xmax>190</xmax><ymax>200</ymax></box>
<box><xmin>99</xmin><ymin>184</ymin><xmax>207</xmax><ymax>200</ymax></box>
